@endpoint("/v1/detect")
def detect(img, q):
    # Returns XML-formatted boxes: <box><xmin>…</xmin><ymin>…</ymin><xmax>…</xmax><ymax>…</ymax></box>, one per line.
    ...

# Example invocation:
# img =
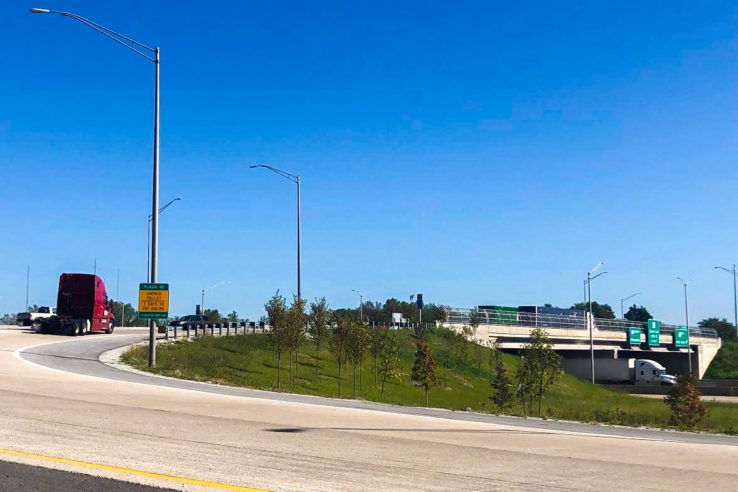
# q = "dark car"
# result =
<box><xmin>171</xmin><ymin>315</ymin><xmax>209</xmax><ymax>328</ymax></box>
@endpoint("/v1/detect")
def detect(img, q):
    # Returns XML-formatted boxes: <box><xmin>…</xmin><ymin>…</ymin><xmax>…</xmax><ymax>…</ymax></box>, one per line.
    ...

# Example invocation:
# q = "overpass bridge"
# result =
<box><xmin>443</xmin><ymin>307</ymin><xmax>722</xmax><ymax>379</ymax></box>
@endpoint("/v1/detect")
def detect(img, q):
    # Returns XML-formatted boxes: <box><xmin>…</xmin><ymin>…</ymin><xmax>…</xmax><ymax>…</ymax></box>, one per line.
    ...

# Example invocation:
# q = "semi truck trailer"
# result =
<box><xmin>34</xmin><ymin>273</ymin><xmax>116</xmax><ymax>336</ymax></box>
<box><xmin>562</xmin><ymin>358</ymin><xmax>677</xmax><ymax>385</ymax></box>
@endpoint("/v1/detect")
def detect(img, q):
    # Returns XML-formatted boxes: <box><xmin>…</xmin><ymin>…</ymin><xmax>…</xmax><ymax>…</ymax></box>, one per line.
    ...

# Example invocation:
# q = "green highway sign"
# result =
<box><xmin>674</xmin><ymin>326</ymin><xmax>689</xmax><ymax>348</ymax></box>
<box><xmin>647</xmin><ymin>319</ymin><xmax>660</xmax><ymax>347</ymax></box>
<box><xmin>628</xmin><ymin>327</ymin><xmax>641</xmax><ymax>346</ymax></box>
<box><xmin>138</xmin><ymin>283</ymin><xmax>169</xmax><ymax>319</ymax></box>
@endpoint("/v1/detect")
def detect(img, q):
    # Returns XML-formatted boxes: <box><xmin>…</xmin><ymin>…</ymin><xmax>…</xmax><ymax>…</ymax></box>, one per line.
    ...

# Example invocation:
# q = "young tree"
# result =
<box><xmin>377</xmin><ymin>331</ymin><xmax>401</xmax><ymax>400</ymax></box>
<box><xmin>308</xmin><ymin>297</ymin><xmax>331</xmax><ymax>376</ymax></box>
<box><xmin>264</xmin><ymin>292</ymin><xmax>288</xmax><ymax>389</ymax></box>
<box><xmin>489</xmin><ymin>341</ymin><xmax>513</xmax><ymax>411</ymax></box>
<box><xmin>468</xmin><ymin>309</ymin><xmax>484</xmax><ymax>370</ymax></box>
<box><xmin>521</xmin><ymin>328</ymin><xmax>562</xmax><ymax>416</ymax></box>
<box><xmin>368</xmin><ymin>326</ymin><xmax>384</xmax><ymax>387</ymax></box>
<box><xmin>347</xmin><ymin>321</ymin><xmax>369</xmax><ymax>398</ymax></box>
<box><xmin>664</xmin><ymin>374</ymin><xmax>708</xmax><ymax>428</ymax></box>
<box><xmin>228</xmin><ymin>310</ymin><xmax>239</xmax><ymax>322</ymax></box>
<box><xmin>624</xmin><ymin>305</ymin><xmax>651</xmax><ymax>323</ymax></box>
<box><xmin>411</xmin><ymin>340</ymin><xmax>438</xmax><ymax>406</ymax></box>
<box><xmin>515</xmin><ymin>354</ymin><xmax>536</xmax><ymax>414</ymax></box>
<box><xmin>285</xmin><ymin>296</ymin><xmax>306</xmax><ymax>384</ymax></box>
<box><xmin>329</xmin><ymin>314</ymin><xmax>352</xmax><ymax>397</ymax></box>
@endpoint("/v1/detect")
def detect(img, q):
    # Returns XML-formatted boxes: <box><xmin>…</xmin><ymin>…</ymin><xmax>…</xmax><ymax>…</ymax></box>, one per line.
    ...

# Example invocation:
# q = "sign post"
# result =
<box><xmin>647</xmin><ymin>319</ymin><xmax>660</xmax><ymax>347</ymax></box>
<box><xmin>628</xmin><ymin>327</ymin><xmax>641</xmax><ymax>346</ymax></box>
<box><xmin>139</xmin><ymin>283</ymin><xmax>169</xmax><ymax>319</ymax></box>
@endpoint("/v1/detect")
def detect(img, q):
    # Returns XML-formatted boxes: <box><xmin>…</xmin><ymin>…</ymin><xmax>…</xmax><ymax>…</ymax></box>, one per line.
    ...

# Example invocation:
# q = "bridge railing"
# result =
<box><xmin>444</xmin><ymin>307</ymin><xmax>718</xmax><ymax>338</ymax></box>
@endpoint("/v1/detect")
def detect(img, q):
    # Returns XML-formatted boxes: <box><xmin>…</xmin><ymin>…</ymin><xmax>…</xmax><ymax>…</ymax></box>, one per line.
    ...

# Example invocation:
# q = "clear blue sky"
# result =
<box><xmin>1</xmin><ymin>1</ymin><xmax>737</xmax><ymax>324</ymax></box>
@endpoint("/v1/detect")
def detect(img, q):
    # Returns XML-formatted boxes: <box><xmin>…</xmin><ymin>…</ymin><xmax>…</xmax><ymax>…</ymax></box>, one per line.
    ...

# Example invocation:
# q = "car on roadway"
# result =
<box><xmin>170</xmin><ymin>315</ymin><xmax>209</xmax><ymax>329</ymax></box>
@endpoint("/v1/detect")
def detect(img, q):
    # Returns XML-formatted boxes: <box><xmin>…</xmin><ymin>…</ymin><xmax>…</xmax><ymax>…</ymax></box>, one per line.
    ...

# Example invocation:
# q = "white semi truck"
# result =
<box><xmin>563</xmin><ymin>358</ymin><xmax>677</xmax><ymax>385</ymax></box>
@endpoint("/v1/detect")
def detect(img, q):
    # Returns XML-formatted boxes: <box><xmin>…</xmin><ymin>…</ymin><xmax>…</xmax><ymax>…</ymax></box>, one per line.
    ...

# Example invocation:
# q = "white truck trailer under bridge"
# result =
<box><xmin>443</xmin><ymin>307</ymin><xmax>722</xmax><ymax>379</ymax></box>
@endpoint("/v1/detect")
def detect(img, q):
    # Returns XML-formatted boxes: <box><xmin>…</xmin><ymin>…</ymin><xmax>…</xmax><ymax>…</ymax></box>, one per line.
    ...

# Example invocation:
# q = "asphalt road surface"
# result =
<box><xmin>0</xmin><ymin>459</ymin><xmax>177</xmax><ymax>492</ymax></box>
<box><xmin>1</xmin><ymin>327</ymin><xmax>737</xmax><ymax>491</ymax></box>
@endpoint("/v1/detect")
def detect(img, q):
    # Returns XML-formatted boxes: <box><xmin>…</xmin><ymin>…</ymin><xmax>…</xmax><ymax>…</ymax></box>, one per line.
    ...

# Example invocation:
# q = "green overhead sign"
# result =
<box><xmin>628</xmin><ymin>327</ymin><xmax>641</xmax><ymax>346</ymax></box>
<box><xmin>674</xmin><ymin>326</ymin><xmax>689</xmax><ymax>348</ymax></box>
<box><xmin>647</xmin><ymin>319</ymin><xmax>660</xmax><ymax>347</ymax></box>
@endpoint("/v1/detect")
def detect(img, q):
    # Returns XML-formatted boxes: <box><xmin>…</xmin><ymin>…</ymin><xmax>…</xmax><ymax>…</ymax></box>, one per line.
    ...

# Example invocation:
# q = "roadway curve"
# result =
<box><xmin>1</xmin><ymin>327</ymin><xmax>737</xmax><ymax>491</ymax></box>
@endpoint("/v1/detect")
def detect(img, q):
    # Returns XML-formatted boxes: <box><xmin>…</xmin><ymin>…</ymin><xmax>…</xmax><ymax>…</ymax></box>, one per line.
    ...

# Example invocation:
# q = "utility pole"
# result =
<box><xmin>352</xmin><ymin>290</ymin><xmax>365</xmax><ymax>323</ymax></box>
<box><xmin>620</xmin><ymin>292</ymin><xmax>641</xmax><ymax>319</ymax></box>
<box><xmin>25</xmin><ymin>265</ymin><xmax>29</xmax><ymax>311</ymax></box>
<box><xmin>677</xmin><ymin>277</ymin><xmax>692</xmax><ymax>375</ymax></box>
<box><xmin>714</xmin><ymin>264</ymin><xmax>738</xmax><ymax>333</ymax></box>
<box><xmin>250</xmin><ymin>165</ymin><xmax>301</xmax><ymax>300</ymax></box>
<box><xmin>585</xmin><ymin>262</ymin><xmax>607</xmax><ymax>384</ymax></box>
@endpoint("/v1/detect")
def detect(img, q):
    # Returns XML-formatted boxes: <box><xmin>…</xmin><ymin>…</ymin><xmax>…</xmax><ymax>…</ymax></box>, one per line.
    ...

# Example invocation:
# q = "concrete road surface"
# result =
<box><xmin>0</xmin><ymin>327</ymin><xmax>737</xmax><ymax>491</ymax></box>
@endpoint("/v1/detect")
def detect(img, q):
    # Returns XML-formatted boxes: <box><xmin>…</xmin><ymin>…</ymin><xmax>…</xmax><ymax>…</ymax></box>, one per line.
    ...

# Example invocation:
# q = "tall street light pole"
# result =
<box><xmin>148</xmin><ymin>198</ymin><xmax>182</xmax><ymax>282</ymax></box>
<box><xmin>714</xmin><ymin>264</ymin><xmax>738</xmax><ymax>332</ymax></box>
<box><xmin>352</xmin><ymin>289</ymin><xmax>366</xmax><ymax>323</ymax></box>
<box><xmin>620</xmin><ymin>292</ymin><xmax>641</xmax><ymax>319</ymax></box>
<box><xmin>250</xmin><ymin>165</ymin><xmax>301</xmax><ymax>300</ymax></box>
<box><xmin>677</xmin><ymin>277</ymin><xmax>692</xmax><ymax>375</ymax></box>
<box><xmin>585</xmin><ymin>262</ymin><xmax>607</xmax><ymax>384</ymax></box>
<box><xmin>30</xmin><ymin>7</ymin><xmax>161</xmax><ymax>368</ymax></box>
<box><xmin>201</xmin><ymin>281</ymin><xmax>229</xmax><ymax>315</ymax></box>
<box><xmin>25</xmin><ymin>265</ymin><xmax>29</xmax><ymax>311</ymax></box>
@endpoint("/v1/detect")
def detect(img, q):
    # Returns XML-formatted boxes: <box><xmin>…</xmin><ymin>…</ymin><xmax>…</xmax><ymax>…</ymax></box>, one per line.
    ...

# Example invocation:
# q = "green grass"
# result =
<box><xmin>704</xmin><ymin>342</ymin><xmax>738</xmax><ymax>379</ymax></box>
<box><xmin>121</xmin><ymin>329</ymin><xmax>738</xmax><ymax>434</ymax></box>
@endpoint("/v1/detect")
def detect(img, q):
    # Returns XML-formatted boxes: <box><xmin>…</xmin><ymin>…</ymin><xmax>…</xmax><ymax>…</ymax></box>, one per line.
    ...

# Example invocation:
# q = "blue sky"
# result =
<box><xmin>1</xmin><ymin>1</ymin><xmax>738</xmax><ymax>324</ymax></box>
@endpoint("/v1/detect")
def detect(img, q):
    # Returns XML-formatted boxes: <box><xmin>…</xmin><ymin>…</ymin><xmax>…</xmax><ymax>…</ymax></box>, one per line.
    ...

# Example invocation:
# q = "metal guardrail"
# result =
<box><xmin>165</xmin><ymin>321</ymin><xmax>269</xmax><ymax>339</ymax></box>
<box><xmin>445</xmin><ymin>307</ymin><xmax>719</xmax><ymax>338</ymax></box>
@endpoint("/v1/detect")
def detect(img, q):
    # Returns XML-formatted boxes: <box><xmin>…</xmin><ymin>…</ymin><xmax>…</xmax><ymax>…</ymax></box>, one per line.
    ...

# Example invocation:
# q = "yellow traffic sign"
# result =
<box><xmin>138</xmin><ymin>283</ymin><xmax>169</xmax><ymax>319</ymax></box>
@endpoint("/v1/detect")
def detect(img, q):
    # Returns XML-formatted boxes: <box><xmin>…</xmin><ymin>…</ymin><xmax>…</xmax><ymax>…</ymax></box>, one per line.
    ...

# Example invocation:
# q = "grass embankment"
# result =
<box><xmin>121</xmin><ymin>330</ymin><xmax>738</xmax><ymax>434</ymax></box>
<box><xmin>704</xmin><ymin>342</ymin><xmax>738</xmax><ymax>379</ymax></box>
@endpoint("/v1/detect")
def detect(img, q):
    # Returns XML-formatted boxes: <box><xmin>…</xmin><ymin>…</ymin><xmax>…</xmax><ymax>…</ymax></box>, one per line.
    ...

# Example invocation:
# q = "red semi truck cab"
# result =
<box><xmin>36</xmin><ymin>273</ymin><xmax>115</xmax><ymax>335</ymax></box>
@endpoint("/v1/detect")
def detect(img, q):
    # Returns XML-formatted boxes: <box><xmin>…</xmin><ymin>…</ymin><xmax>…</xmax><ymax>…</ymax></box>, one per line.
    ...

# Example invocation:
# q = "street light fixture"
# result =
<box><xmin>250</xmin><ymin>164</ymin><xmax>301</xmax><ymax>300</ymax></box>
<box><xmin>714</xmin><ymin>265</ymin><xmax>738</xmax><ymax>332</ymax></box>
<box><xmin>31</xmin><ymin>7</ymin><xmax>162</xmax><ymax>368</ymax></box>
<box><xmin>585</xmin><ymin>262</ymin><xmax>607</xmax><ymax>384</ymax></box>
<box><xmin>352</xmin><ymin>289</ymin><xmax>367</xmax><ymax>323</ymax></box>
<box><xmin>677</xmin><ymin>277</ymin><xmax>692</xmax><ymax>375</ymax></box>
<box><xmin>201</xmin><ymin>281</ymin><xmax>229</xmax><ymax>315</ymax></box>
<box><xmin>620</xmin><ymin>292</ymin><xmax>641</xmax><ymax>319</ymax></box>
<box><xmin>147</xmin><ymin>197</ymin><xmax>182</xmax><ymax>282</ymax></box>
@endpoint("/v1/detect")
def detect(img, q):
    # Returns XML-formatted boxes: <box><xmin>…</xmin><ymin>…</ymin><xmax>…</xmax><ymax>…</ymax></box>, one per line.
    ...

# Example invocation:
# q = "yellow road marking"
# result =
<box><xmin>0</xmin><ymin>448</ymin><xmax>271</xmax><ymax>491</ymax></box>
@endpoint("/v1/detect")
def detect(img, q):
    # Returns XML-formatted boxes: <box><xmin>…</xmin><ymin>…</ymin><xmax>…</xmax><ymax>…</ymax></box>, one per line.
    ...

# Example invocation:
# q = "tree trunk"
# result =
<box><xmin>288</xmin><ymin>350</ymin><xmax>293</xmax><ymax>385</ymax></box>
<box><xmin>425</xmin><ymin>386</ymin><xmax>429</xmax><ymax>407</ymax></box>
<box><xmin>277</xmin><ymin>351</ymin><xmax>281</xmax><ymax>389</ymax></box>
<box><xmin>315</xmin><ymin>341</ymin><xmax>320</xmax><ymax>376</ymax></box>
<box><xmin>381</xmin><ymin>374</ymin><xmax>386</xmax><ymax>400</ymax></box>
<box><xmin>538</xmin><ymin>371</ymin><xmax>544</xmax><ymax>417</ymax></box>
<box><xmin>295</xmin><ymin>344</ymin><xmax>300</xmax><ymax>379</ymax></box>
<box><xmin>352</xmin><ymin>363</ymin><xmax>357</xmax><ymax>398</ymax></box>
<box><xmin>337</xmin><ymin>361</ymin><xmax>342</xmax><ymax>397</ymax></box>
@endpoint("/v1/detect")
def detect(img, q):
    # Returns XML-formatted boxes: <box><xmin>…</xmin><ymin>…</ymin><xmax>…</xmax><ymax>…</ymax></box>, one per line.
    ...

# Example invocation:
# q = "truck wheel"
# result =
<box><xmin>105</xmin><ymin>321</ymin><xmax>115</xmax><ymax>334</ymax></box>
<box><xmin>73</xmin><ymin>320</ymin><xmax>82</xmax><ymax>336</ymax></box>
<box><xmin>83</xmin><ymin>319</ymin><xmax>91</xmax><ymax>335</ymax></box>
<box><xmin>23</xmin><ymin>320</ymin><xmax>32</xmax><ymax>327</ymax></box>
